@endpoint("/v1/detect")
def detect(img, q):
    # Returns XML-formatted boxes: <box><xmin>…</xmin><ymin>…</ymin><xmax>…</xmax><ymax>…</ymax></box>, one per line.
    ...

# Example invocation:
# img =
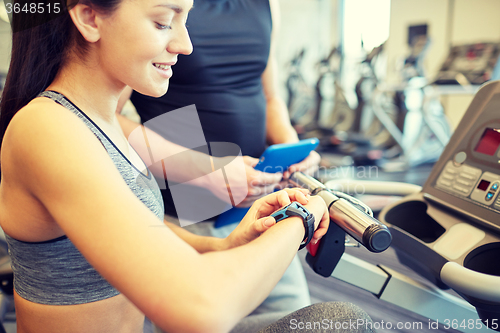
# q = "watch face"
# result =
<box><xmin>270</xmin><ymin>201</ymin><xmax>314</xmax><ymax>225</ymax></box>
<box><xmin>269</xmin><ymin>201</ymin><xmax>315</xmax><ymax>250</ymax></box>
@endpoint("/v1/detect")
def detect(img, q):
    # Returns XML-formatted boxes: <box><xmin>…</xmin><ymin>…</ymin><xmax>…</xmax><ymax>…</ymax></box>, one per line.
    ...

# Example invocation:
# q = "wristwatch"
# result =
<box><xmin>270</xmin><ymin>202</ymin><xmax>315</xmax><ymax>250</ymax></box>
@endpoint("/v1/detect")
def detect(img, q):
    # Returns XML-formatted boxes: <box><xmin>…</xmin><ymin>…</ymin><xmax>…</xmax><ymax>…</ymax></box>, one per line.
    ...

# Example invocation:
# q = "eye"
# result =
<box><xmin>156</xmin><ymin>22</ymin><xmax>172</xmax><ymax>30</ymax></box>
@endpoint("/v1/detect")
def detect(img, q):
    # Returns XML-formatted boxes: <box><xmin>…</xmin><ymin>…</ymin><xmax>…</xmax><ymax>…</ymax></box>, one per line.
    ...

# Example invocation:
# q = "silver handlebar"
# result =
<box><xmin>289</xmin><ymin>172</ymin><xmax>392</xmax><ymax>253</ymax></box>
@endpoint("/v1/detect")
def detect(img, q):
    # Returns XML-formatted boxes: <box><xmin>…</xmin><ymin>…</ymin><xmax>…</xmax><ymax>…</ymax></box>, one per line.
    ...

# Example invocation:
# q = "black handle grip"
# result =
<box><xmin>305</xmin><ymin>222</ymin><xmax>346</xmax><ymax>278</ymax></box>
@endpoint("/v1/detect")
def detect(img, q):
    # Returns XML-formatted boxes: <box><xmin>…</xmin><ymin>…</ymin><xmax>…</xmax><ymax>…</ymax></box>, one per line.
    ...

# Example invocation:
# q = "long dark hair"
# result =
<box><xmin>0</xmin><ymin>0</ymin><xmax>121</xmax><ymax>164</ymax></box>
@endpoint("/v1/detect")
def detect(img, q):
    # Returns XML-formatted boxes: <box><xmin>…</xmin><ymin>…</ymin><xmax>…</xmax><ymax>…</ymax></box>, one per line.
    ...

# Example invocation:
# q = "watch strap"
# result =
<box><xmin>271</xmin><ymin>202</ymin><xmax>315</xmax><ymax>250</ymax></box>
<box><xmin>301</xmin><ymin>214</ymin><xmax>315</xmax><ymax>250</ymax></box>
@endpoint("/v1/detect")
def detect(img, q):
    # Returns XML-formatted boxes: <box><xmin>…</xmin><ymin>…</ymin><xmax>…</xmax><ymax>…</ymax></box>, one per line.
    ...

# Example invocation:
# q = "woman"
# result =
<box><xmin>0</xmin><ymin>0</ymin><xmax>373</xmax><ymax>332</ymax></box>
<box><xmin>120</xmin><ymin>0</ymin><xmax>319</xmax><ymax>318</ymax></box>
<box><xmin>0</xmin><ymin>0</ymin><xmax>334</xmax><ymax>333</ymax></box>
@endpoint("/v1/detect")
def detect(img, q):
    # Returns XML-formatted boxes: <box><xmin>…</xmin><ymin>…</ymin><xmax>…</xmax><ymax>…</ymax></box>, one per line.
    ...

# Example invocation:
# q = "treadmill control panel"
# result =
<box><xmin>470</xmin><ymin>171</ymin><xmax>500</xmax><ymax>207</ymax></box>
<box><xmin>437</xmin><ymin>160</ymin><xmax>500</xmax><ymax>209</ymax></box>
<box><xmin>426</xmin><ymin>86</ymin><xmax>500</xmax><ymax>231</ymax></box>
<box><xmin>436</xmin><ymin>161</ymin><xmax>481</xmax><ymax>197</ymax></box>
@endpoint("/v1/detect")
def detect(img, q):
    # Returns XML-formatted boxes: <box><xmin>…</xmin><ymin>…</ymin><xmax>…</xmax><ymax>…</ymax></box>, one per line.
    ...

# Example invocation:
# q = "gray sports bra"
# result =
<box><xmin>5</xmin><ymin>91</ymin><xmax>164</xmax><ymax>305</ymax></box>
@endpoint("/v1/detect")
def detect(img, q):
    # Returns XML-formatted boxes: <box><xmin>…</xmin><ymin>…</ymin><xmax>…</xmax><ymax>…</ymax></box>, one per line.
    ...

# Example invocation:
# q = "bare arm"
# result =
<box><xmin>8</xmin><ymin>101</ymin><xmax>327</xmax><ymax>333</ymax></box>
<box><xmin>263</xmin><ymin>0</ymin><xmax>299</xmax><ymax>145</ymax></box>
<box><xmin>118</xmin><ymin>91</ymin><xmax>231</xmax><ymax>253</ymax></box>
<box><xmin>116</xmin><ymin>88</ymin><xmax>284</xmax><ymax>208</ymax></box>
<box><xmin>263</xmin><ymin>0</ymin><xmax>320</xmax><ymax>178</ymax></box>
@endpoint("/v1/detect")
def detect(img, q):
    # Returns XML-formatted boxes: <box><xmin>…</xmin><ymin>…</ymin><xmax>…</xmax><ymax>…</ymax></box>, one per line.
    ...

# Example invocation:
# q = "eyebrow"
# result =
<box><xmin>156</xmin><ymin>3</ymin><xmax>194</xmax><ymax>14</ymax></box>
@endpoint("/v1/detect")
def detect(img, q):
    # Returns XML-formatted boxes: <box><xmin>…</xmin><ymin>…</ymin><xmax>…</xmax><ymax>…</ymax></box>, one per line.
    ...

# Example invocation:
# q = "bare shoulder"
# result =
<box><xmin>1</xmin><ymin>97</ymin><xmax>116</xmax><ymax>200</ymax></box>
<box><xmin>1</xmin><ymin>95</ymin><xmax>166</xmax><ymax>233</ymax></box>
<box><xmin>0</xmin><ymin>97</ymin><xmax>113</xmax><ymax>239</ymax></box>
<box><xmin>3</xmin><ymin>97</ymin><xmax>102</xmax><ymax>164</ymax></box>
<box><xmin>6</xmin><ymin>97</ymin><xmax>88</xmax><ymax>140</ymax></box>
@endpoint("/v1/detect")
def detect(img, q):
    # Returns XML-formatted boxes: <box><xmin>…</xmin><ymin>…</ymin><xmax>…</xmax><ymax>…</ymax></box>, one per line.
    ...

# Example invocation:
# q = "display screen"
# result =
<box><xmin>477</xmin><ymin>179</ymin><xmax>491</xmax><ymax>191</ymax></box>
<box><xmin>474</xmin><ymin>128</ymin><xmax>500</xmax><ymax>156</ymax></box>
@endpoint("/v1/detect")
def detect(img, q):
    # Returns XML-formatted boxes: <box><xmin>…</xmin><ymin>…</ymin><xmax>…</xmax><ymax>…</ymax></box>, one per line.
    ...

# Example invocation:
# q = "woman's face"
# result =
<box><xmin>96</xmin><ymin>0</ymin><xmax>193</xmax><ymax>97</ymax></box>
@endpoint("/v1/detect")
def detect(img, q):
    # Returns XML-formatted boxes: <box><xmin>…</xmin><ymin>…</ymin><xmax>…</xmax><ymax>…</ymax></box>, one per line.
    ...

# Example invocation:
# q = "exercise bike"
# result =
<box><xmin>286</xmin><ymin>48</ymin><xmax>316</xmax><ymax>129</ymax></box>
<box><xmin>286</xmin><ymin>46</ymin><xmax>389</xmax><ymax>168</ymax></box>
<box><xmin>288</xmin><ymin>47</ymin><xmax>355</xmax><ymax>144</ymax></box>
<box><xmin>285</xmin><ymin>47</ymin><xmax>358</xmax><ymax>167</ymax></box>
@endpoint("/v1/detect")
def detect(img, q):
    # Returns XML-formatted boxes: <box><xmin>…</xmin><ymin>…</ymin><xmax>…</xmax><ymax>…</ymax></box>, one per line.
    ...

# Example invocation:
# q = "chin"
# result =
<box><xmin>135</xmin><ymin>83</ymin><xmax>169</xmax><ymax>98</ymax></box>
<box><xmin>150</xmin><ymin>89</ymin><xmax>169</xmax><ymax>98</ymax></box>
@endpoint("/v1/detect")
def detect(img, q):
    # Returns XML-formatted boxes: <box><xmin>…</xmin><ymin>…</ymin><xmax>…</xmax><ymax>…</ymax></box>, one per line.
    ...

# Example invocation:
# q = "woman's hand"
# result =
<box><xmin>223</xmin><ymin>188</ymin><xmax>330</xmax><ymax>249</ymax></box>
<box><xmin>301</xmin><ymin>195</ymin><xmax>330</xmax><ymax>245</ymax></box>
<box><xmin>223</xmin><ymin>188</ymin><xmax>309</xmax><ymax>249</ymax></box>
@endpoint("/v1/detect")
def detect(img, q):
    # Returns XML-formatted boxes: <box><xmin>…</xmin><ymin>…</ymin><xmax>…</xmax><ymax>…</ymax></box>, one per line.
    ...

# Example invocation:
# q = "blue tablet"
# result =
<box><xmin>214</xmin><ymin>138</ymin><xmax>319</xmax><ymax>228</ymax></box>
<box><xmin>254</xmin><ymin>138</ymin><xmax>319</xmax><ymax>173</ymax></box>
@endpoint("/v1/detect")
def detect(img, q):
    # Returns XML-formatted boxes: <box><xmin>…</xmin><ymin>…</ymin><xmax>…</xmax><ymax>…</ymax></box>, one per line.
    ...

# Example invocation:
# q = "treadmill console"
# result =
<box><xmin>380</xmin><ymin>81</ymin><xmax>500</xmax><ymax>330</ymax></box>
<box><xmin>425</xmin><ymin>82</ymin><xmax>500</xmax><ymax>232</ymax></box>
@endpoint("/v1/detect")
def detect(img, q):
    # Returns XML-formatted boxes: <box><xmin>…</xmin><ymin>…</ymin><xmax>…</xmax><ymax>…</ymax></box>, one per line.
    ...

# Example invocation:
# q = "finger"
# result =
<box><xmin>240</xmin><ymin>185</ymin><xmax>305</xmax><ymax>206</ymax></box>
<box><xmin>275</xmin><ymin>189</ymin><xmax>293</xmax><ymax>207</ymax></box>
<box><xmin>311</xmin><ymin>227</ymin><xmax>328</xmax><ymax>244</ymax></box>
<box><xmin>311</xmin><ymin>212</ymin><xmax>330</xmax><ymax>244</ymax></box>
<box><xmin>252</xmin><ymin>189</ymin><xmax>311</xmax><ymax>218</ymax></box>
<box><xmin>276</xmin><ymin>179</ymin><xmax>289</xmax><ymax>191</ymax></box>
<box><xmin>243</xmin><ymin>155</ymin><xmax>260</xmax><ymax>167</ymax></box>
<box><xmin>256</xmin><ymin>190</ymin><xmax>292</xmax><ymax>213</ymax></box>
<box><xmin>282</xmin><ymin>188</ymin><xmax>310</xmax><ymax>205</ymax></box>
<box><xmin>242</xmin><ymin>216</ymin><xmax>275</xmax><ymax>244</ymax></box>
<box><xmin>250</xmin><ymin>191</ymin><xmax>291</xmax><ymax>219</ymax></box>
<box><xmin>300</xmin><ymin>164</ymin><xmax>319</xmax><ymax>177</ymax></box>
<box><xmin>257</xmin><ymin>216</ymin><xmax>276</xmax><ymax>232</ymax></box>
<box><xmin>283</xmin><ymin>166</ymin><xmax>303</xmax><ymax>180</ymax></box>
<box><xmin>322</xmin><ymin>209</ymin><xmax>330</xmax><ymax>226</ymax></box>
<box><xmin>283</xmin><ymin>151</ymin><xmax>321</xmax><ymax>179</ymax></box>
<box><xmin>249</xmin><ymin>169</ymin><xmax>283</xmax><ymax>186</ymax></box>
<box><xmin>285</xmin><ymin>161</ymin><xmax>319</xmax><ymax>177</ymax></box>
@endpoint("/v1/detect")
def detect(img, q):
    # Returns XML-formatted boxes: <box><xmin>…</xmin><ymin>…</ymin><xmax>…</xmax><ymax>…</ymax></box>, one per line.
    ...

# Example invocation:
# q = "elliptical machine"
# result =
<box><xmin>285</xmin><ymin>46</ymin><xmax>389</xmax><ymax>167</ymax></box>
<box><xmin>288</xmin><ymin>47</ymin><xmax>354</xmax><ymax>144</ymax></box>
<box><xmin>382</xmin><ymin>32</ymin><xmax>452</xmax><ymax>170</ymax></box>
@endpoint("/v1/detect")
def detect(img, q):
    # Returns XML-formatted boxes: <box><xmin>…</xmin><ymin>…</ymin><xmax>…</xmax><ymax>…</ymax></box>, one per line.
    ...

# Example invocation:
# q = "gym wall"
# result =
<box><xmin>385</xmin><ymin>0</ymin><xmax>500</xmax><ymax>129</ymax></box>
<box><xmin>275</xmin><ymin>0</ymin><xmax>339</xmax><ymax>101</ymax></box>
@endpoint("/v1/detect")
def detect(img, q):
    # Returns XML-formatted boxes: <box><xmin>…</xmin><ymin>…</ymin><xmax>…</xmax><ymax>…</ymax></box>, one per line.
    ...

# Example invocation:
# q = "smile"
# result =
<box><xmin>154</xmin><ymin>63</ymin><xmax>170</xmax><ymax>70</ymax></box>
<box><xmin>153</xmin><ymin>63</ymin><xmax>173</xmax><ymax>79</ymax></box>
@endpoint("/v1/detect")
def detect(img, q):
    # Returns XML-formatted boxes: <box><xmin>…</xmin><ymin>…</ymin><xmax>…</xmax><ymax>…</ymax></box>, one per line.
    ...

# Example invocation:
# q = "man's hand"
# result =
<box><xmin>283</xmin><ymin>150</ymin><xmax>321</xmax><ymax>179</ymax></box>
<box><xmin>209</xmin><ymin>155</ymin><xmax>283</xmax><ymax>208</ymax></box>
<box><xmin>209</xmin><ymin>151</ymin><xmax>321</xmax><ymax>208</ymax></box>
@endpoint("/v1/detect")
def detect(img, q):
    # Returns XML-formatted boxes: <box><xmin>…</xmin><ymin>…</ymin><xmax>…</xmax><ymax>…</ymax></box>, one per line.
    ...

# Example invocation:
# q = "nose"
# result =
<box><xmin>167</xmin><ymin>25</ymin><xmax>193</xmax><ymax>56</ymax></box>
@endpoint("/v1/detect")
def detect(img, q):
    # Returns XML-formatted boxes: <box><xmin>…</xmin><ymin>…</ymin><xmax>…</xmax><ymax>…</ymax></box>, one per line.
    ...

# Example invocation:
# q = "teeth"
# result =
<box><xmin>154</xmin><ymin>63</ymin><xmax>169</xmax><ymax>70</ymax></box>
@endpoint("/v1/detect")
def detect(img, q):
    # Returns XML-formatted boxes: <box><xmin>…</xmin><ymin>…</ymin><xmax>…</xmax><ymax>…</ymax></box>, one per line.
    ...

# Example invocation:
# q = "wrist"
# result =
<box><xmin>191</xmin><ymin>155</ymin><xmax>219</xmax><ymax>189</ymax></box>
<box><xmin>268</xmin><ymin>133</ymin><xmax>299</xmax><ymax>146</ymax></box>
<box><xmin>215</xmin><ymin>237</ymin><xmax>230</xmax><ymax>251</ymax></box>
<box><xmin>281</xmin><ymin>216</ymin><xmax>306</xmax><ymax>239</ymax></box>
